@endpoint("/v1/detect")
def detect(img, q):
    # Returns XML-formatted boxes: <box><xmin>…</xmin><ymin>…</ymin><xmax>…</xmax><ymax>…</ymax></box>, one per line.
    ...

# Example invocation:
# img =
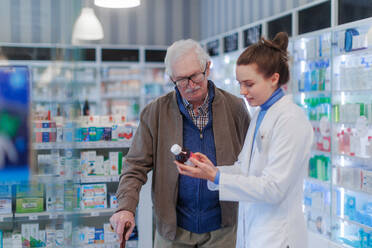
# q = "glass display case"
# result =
<box><xmin>292</xmin><ymin>30</ymin><xmax>333</xmax><ymax>239</ymax></box>
<box><xmin>0</xmin><ymin>44</ymin><xmax>167</xmax><ymax>248</ymax></box>
<box><xmin>330</xmin><ymin>21</ymin><xmax>372</xmax><ymax>248</ymax></box>
<box><xmin>206</xmin><ymin>17</ymin><xmax>372</xmax><ymax>248</ymax></box>
<box><xmin>210</xmin><ymin>51</ymin><xmax>240</xmax><ymax>97</ymax></box>
<box><xmin>292</xmin><ymin>19</ymin><xmax>372</xmax><ymax>248</ymax></box>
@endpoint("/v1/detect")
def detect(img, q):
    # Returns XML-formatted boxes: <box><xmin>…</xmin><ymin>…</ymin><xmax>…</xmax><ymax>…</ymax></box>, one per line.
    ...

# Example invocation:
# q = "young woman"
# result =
<box><xmin>175</xmin><ymin>32</ymin><xmax>313</xmax><ymax>248</ymax></box>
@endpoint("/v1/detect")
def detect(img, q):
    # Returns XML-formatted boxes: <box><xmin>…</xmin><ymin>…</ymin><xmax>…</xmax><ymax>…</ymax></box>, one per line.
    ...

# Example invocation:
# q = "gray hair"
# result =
<box><xmin>164</xmin><ymin>39</ymin><xmax>210</xmax><ymax>77</ymax></box>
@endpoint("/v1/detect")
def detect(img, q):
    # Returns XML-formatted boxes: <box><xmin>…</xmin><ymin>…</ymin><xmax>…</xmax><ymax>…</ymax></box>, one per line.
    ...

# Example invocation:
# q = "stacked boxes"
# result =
<box><xmin>46</xmin><ymin>183</ymin><xmax>64</xmax><ymax>212</ymax></box>
<box><xmin>80</xmin><ymin>184</ymin><xmax>107</xmax><ymax>210</ymax></box>
<box><xmin>0</xmin><ymin>185</ymin><xmax>12</xmax><ymax>215</ymax></box>
<box><xmin>21</xmin><ymin>223</ymin><xmax>46</xmax><ymax>248</ymax></box>
<box><xmin>80</xmin><ymin>151</ymin><xmax>122</xmax><ymax>177</ymax></box>
<box><xmin>16</xmin><ymin>184</ymin><xmax>44</xmax><ymax>213</ymax></box>
<box><xmin>33</xmin><ymin>121</ymin><xmax>57</xmax><ymax>143</ymax></box>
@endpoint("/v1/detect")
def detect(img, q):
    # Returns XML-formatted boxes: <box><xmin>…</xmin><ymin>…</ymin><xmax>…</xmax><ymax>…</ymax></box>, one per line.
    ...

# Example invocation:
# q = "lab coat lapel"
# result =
<box><xmin>241</xmin><ymin>109</ymin><xmax>259</xmax><ymax>174</ymax></box>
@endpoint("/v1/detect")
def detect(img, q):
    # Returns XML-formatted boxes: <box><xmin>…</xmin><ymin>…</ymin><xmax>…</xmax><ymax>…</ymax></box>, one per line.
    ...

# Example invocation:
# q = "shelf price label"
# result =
<box><xmin>49</xmin><ymin>213</ymin><xmax>58</xmax><ymax>219</ymax></box>
<box><xmin>29</xmin><ymin>215</ymin><xmax>38</xmax><ymax>220</ymax></box>
<box><xmin>91</xmin><ymin>211</ymin><xmax>100</xmax><ymax>217</ymax></box>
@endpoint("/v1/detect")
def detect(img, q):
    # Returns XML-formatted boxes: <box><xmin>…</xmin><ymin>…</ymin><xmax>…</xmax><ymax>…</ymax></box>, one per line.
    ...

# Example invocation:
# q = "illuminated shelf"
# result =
<box><xmin>101</xmin><ymin>75</ymin><xmax>141</xmax><ymax>81</ymax></box>
<box><xmin>33</xmin><ymin>141</ymin><xmax>131</xmax><ymax>150</ymax></box>
<box><xmin>101</xmin><ymin>93</ymin><xmax>141</xmax><ymax>99</ymax></box>
<box><xmin>311</xmin><ymin>149</ymin><xmax>331</xmax><ymax>156</ymax></box>
<box><xmin>332</xmin><ymin>153</ymin><xmax>372</xmax><ymax>166</ymax></box>
<box><xmin>305</xmin><ymin>177</ymin><xmax>330</xmax><ymax>188</ymax></box>
<box><xmin>337</xmin><ymin>216</ymin><xmax>372</xmax><ymax>231</ymax></box>
<box><xmin>334</xmin><ymin>47</ymin><xmax>372</xmax><ymax>57</ymax></box>
<box><xmin>332</xmin><ymin>89</ymin><xmax>372</xmax><ymax>94</ymax></box>
<box><xmin>294</xmin><ymin>91</ymin><xmax>331</xmax><ymax>95</ymax></box>
<box><xmin>0</xmin><ymin>213</ymin><xmax>13</xmax><ymax>222</ymax></box>
<box><xmin>14</xmin><ymin>208</ymin><xmax>116</xmax><ymax>221</ymax></box>
<box><xmin>333</xmin><ymin>184</ymin><xmax>371</xmax><ymax>196</ymax></box>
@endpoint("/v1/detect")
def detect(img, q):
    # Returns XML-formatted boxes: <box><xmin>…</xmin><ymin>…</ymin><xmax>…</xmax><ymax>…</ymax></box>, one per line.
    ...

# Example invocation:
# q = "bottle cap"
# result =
<box><xmin>170</xmin><ymin>144</ymin><xmax>182</xmax><ymax>155</ymax></box>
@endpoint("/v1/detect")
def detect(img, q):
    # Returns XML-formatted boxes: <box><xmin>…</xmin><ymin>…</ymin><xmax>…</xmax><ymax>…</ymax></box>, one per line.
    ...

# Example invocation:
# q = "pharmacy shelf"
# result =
<box><xmin>101</xmin><ymin>75</ymin><xmax>141</xmax><ymax>81</ymax></box>
<box><xmin>334</xmin><ymin>46</ymin><xmax>372</xmax><ymax>57</ymax></box>
<box><xmin>337</xmin><ymin>216</ymin><xmax>372</xmax><ymax>231</ymax></box>
<box><xmin>332</xmin><ymin>89</ymin><xmax>372</xmax><ymax>94</ymax></box>
<box><xmin>14</xmin><ymin>208</ymin><xmax>116</xmax><ymax>221</ymax></box>
<box><xmin>310</xmin><ymin>120</ymin><xmax>321</xmax><ymax>125</ymax></box>
<box><xmin>33</xmin><ymin>141</ymin><xmax>131</xmax><ymax>150</ymax></box>
<box><xmin>333</xmin><ymin>184</ymin><xmax>371</xmax><ymax>196</ymax></box>
<box><xmin>80</xmin><ymin>175</ymin><xmax>120</xmax><ymax>183</ymax></box>
<box><xmin>294</xmin><ymin>90</ymin><xmax>331</xmax><ymax>95</ymax></box>
<box><xmin>0</xmin><ymin>213</ymin><xmax>13</xmax><ymax>222</ymax></box>
<box><xmin>67</xmin><ymin>241</ymin><xmax>136</xmax><ymax>248</ymax></box>
<box><xmin>311</xmin><ymin>149</ymin><xmax>331</xmax><ymax>156</ymax></box>
<box><xmin>33</xmin><ymin>78</ymin><xmax>97</xmax><ymax>85</ymax></box>
<box><xmin>305</xmin><ymin>177</ymin><xmax>330</xmax><ymax>188</ymax></box>
<box><xmin>294</xmin><ymin>54</ymin><xmax>331</xmax><ymax>62</ymax></box>
<box><xmin>101</xmin><ymin>93</ymin><xmax>141</xmax><ymax>99</ymax></box>
<box><xmin>34</xmin><ymin>175</ymin><xmax>120</xmax><ymax>184</ymax></box>
<box><xmin>332</xmin><ymin>153</ymin><xmax>372</xmax><ymax>166</ymax></box>
<box><xmin>32</xmin><ymin>96</ymin><xmax>98</xmax><ymax>103</ymax></box>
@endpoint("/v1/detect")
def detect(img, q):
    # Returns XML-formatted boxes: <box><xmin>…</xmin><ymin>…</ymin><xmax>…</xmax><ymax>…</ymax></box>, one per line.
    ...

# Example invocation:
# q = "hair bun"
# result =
<box><xmin>272</xmin><ymin>32</ymin><xmax>289</xmax><ymax>51</ymax></box>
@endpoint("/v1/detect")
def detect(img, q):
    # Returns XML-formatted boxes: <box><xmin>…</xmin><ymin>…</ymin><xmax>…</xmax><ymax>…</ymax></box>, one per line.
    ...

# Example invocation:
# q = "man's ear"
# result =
<box><xmin>206</xmin><ymin>61</ymin><xmax>211</xmax><ymax>77</ymax></box>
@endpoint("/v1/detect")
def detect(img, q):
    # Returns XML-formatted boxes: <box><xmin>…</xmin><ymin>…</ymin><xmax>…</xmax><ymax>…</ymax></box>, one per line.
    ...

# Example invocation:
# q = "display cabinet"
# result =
<box><xmin>292</xmin><ymin>19</ymin><xmax>372</xmax><ymax>247</ymax></box>
<box><xmin>0</xmin><ymin>44</ymin><xmax>168</xmax><ymax>248</ymax></box>
<box><xmin>204</xmin><ymin>11</ymin><xmax>372</xmax><ymax>247</ymax></box>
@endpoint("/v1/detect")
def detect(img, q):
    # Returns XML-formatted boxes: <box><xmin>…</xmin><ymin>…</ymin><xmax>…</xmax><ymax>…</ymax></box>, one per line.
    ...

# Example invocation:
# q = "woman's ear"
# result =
<box><xmin>271</xmin><ymin>73</ymin><xmax>280</xmax><ymax>88</ymax></box>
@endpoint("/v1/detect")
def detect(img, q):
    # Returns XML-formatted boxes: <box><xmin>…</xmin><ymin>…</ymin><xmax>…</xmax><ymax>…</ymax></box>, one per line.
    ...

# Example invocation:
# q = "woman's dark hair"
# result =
<box><xmin>236</xmin><ymin>32</ymin><xmax>289</xmax><ymax>87</ymax></box>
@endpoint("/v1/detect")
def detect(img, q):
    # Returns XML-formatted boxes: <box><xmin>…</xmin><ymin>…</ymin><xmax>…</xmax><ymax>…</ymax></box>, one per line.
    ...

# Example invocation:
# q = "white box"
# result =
<box><xmin>12</xmin><ymin>234</ymin><xmax>22</xmax><ymax>248</ymax></box>
<box><xmin>21</xmin><ymin>224</ymin><xmax>30</xmax><ymax>245</ymax></box>
<box><xmin>104</xmin><ymin>223</ymin><xmax>118</xmax><ymax>243</ymax></box>
<box><xmin>0</xmin><ymin>199</ymin><xmax>12</xmax><ymax>214</ymax></box>
<box><xmin>110</xmin><ymin>194</ymin><xmax>118</xmax><ymax>209</ymax></box>
<box><xmin>45</xmin><ymin>226</ymin><xmax>56</xmax><ymax>248</ymax></box>
<box><xmin>30</xmin><ymin>223</ymin><xmax>39</xmax><ymax>243</ymax></box>
<box><xmin>55</xmin><ymin>229</ymin><xmax>64</xmax><ymax>247</ymax></box>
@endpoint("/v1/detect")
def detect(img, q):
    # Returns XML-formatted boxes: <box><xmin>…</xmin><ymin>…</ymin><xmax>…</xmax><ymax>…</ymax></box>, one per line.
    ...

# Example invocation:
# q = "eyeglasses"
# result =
<box><xmin>171</xmin><ymin>64</ymin><xmax>207</xmax><ymax>88</ymax></box>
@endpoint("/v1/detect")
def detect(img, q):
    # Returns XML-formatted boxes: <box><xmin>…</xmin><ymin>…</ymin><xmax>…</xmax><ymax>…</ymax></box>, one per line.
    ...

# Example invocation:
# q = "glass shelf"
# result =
<box><xmin>33</xmin><ymin>141</ymin><xmax>131</xmax><ymax>150</ymax></box>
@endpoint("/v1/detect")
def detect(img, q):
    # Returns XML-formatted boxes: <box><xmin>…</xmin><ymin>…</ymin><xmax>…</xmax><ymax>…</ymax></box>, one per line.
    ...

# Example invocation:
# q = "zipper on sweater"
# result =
<box><xmin>200</xmin><ymin>131</ymin><xmax>203</xmax><ymax>139</ymax></box>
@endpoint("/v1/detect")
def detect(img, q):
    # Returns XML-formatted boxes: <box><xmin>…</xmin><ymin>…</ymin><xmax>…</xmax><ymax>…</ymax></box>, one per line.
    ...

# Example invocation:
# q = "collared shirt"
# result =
<box><xmin>182</xmin><ymin>92</ymin><xmax>209</xmax><ymax>131</ymax></box>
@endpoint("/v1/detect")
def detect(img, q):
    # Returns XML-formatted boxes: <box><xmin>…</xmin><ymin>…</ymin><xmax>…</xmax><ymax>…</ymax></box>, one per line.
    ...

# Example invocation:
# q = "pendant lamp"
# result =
<box><xmin>94</xmin><ymin>0</ymin><xmax>140</xmax><ymax>8</ymax></box>
<box><xmin>71</xmin><ymin>7</ymin><xmax>104</xmax><ymax>44</ymax></box>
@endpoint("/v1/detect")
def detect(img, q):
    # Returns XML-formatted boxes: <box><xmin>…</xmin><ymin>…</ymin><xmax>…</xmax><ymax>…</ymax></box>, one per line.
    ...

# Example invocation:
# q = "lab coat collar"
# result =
<box><xmin>260</xmin><ymin>88</ymin><xmax>284</xmax><ymax>111</ymax></box>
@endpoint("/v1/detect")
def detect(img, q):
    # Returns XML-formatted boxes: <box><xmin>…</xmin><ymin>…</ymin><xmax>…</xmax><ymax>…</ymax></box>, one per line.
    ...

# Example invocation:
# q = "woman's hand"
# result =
<box><xmin>174</xmin><ymin>152</ymin><xmax>218</xmax><ymax>182</ymax></box>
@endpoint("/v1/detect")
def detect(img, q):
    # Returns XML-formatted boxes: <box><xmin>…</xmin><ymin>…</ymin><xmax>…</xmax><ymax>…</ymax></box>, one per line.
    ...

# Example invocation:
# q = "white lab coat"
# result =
<box><xmin>209</xmin><ymin>95</ymin><xmax>313</xmax><ymax>248</ymax></box>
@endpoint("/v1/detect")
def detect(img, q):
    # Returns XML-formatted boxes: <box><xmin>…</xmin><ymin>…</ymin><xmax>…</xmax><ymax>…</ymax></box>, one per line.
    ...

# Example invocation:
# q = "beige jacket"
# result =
<box><xmin>116</xmin><ymin>85</ymin><xmax>250</xmax><ymax>240</ymax></box>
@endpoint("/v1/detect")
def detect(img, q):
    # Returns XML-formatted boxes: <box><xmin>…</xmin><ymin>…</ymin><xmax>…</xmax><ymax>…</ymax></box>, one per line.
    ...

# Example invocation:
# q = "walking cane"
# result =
<box><xmin>111</xmin><ymin>221</ymin><xmax>132</xmax><ymax>248</ymax></box>
<box><xmin>120</xmin><ymin>221</ymin><xmax>132</xmax><ymax>248</ymax></box>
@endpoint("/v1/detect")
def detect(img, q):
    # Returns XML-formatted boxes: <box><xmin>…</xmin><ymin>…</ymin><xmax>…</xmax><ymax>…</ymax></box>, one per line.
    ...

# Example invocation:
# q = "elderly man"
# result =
<box><xmin>110</xmin><ymin>39</ymin><xmax>250</xmax><ymax>248</ymax></box>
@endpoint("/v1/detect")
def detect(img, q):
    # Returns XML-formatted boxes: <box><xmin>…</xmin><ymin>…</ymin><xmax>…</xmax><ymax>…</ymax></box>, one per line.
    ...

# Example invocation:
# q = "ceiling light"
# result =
<box><xmin>72</xmin><ymin>7</ymin><xmax>104</xmax><ymax>44</ymax></box>
<box><xmin>94</xmin><ymin>0</ymin><xmax>140</xmax><ymax>8</ymax></box>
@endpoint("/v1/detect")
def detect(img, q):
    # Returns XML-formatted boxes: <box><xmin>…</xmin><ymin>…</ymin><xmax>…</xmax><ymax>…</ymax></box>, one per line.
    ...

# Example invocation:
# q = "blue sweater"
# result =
<box><xmin>175</xmin><ymin>81</ymin><xmax>221</xmax><ymax>234</ymax></box>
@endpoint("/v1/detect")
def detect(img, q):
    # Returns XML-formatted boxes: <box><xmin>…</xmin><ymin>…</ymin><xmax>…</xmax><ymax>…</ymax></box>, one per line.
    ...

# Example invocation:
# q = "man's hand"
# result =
<box><xmin>109</xmin><ymin>210</ymin><xmax>136</xmax><ymax>242</ymax></box>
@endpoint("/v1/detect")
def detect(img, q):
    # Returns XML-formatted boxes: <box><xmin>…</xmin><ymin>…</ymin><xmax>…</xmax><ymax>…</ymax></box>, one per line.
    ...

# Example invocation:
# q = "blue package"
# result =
<box><xmin>94</xmin><ymin>228</ymin><xmax>104</xmax><ymax>243</ymax></box>
<box><xmin>42</xmin><ymin>132</ymin><xmax>49</xmax><ymax>142</ymax></box>
<box><xmin>345</xmin><ymin>195</ymin><xmax>356</xmax><ymax>220</ymax></box>
<box><xmin>344</xmin><ymin>28</ymin><xmax>359</xmax><ymax>52</ymax></box>
<box><xmin>0</xmin><ymin>185</ymin><xmax>11</xmax><ymax>198</ymax></box>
